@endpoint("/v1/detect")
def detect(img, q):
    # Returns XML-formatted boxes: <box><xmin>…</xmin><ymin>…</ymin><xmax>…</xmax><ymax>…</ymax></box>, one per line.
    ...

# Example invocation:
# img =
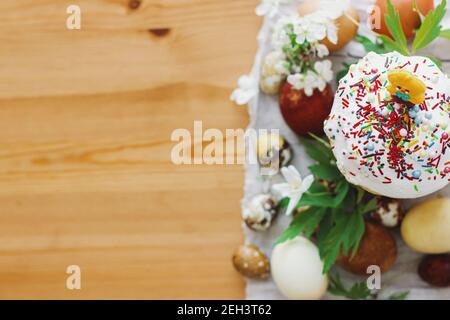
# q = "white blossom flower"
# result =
<box><xmin>230</xmin><ymin>75</ymin><xmax>258</xmax><ymax>105</ymax></box>
<box><xmin>324</xmin><ymin>19</ymin><xmax>338</xmax><ymax>44</ymax></box>
<box><xmin>314</xmin><ymin>60</ymin><xmax>333</xmax><ymax>90</ymax></box>
<box><xmin>304</xmin><ymin>71</ymin><xmax>318</xmax><ymax>96</ymax></box>
<box><xmin>271</xmin><ymin>14</ymin><xmax>300</xmax><ymax>47</ymax></box>
<box><xmin>287</xmin><ymin>73</ymin><xmax>305</xmax><ymax>90</ymax></box>
<box><xmin>287</xmin><ymin>72</ymin><xmax>319</xmax><ymax>97</ymax></box>
<box><xmin>256</xmin><ymin>0</ymin><xmax>292</xmax><ymax>18</ymax></box>
<box><xmin>315</xmin><ymin>43</ymin><xmax>329</xmax><ymax>58</ymax></box>
<box><xmin>293</xmin><ymin>18</ymin><xmax>328</xmax><ymax>44</ymax></box>
<box><xmin>272</xmin><ymin>12</ymin><xmax>338</xmax><ymax>48</ymax></box>
<box><xmin>307</xmin><ymin>11</ymin><xmax>338</xmax><ymax>44</ymax></box>
<box><xmin>262</xmin><ymin>51</ymin><xmax>289</xmax><ymax>77</ymax></box>
<box><xmin>271</xmin><ymin>165</ymin><xmax>314</xmax><ymax>216</ymax></box>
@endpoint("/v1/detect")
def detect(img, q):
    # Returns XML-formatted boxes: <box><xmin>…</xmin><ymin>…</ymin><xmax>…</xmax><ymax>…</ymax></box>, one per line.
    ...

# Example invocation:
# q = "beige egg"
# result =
<box><xmin>260</xmin><ymin>75</ymin><xmax>284</xmax><ymax>95</ymax></box>
<box><xmin>298</xmin><ymin>0</ymin><xmax>360</xmax><ymax>52</ymax></box>
<box><xmin>401</xmin><ymin>197</ymin><xmax>450</xmax><ymax>254</ymax></box>
<box><xmin>232</xmin><ymin>245</ymin><xmax>270</xmax><ymax>279</ymax></box>
<box><xmin>271</xmin><ymin>236</ymin><xmax>328</xmax><ymax>300</ymax></box>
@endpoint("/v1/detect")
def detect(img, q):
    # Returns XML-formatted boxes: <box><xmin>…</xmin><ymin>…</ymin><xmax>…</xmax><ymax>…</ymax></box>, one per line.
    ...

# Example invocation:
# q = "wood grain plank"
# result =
<box><xmin>0</xmin><ymin>0</ymin><xmax>259</xmax><ymax>299</ymax></box>
<box><xmin>0</xmin><ymin>0</ymin><xmax>261</xmax><ymax>98</ymax></box>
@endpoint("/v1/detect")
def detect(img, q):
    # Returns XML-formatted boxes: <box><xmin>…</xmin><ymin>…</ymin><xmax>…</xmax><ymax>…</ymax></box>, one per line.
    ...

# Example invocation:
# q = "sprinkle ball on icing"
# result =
<box><xmin>324</xmin><ymin>52</ymin><xmax>450</xmax><ymax>198</ymax></box>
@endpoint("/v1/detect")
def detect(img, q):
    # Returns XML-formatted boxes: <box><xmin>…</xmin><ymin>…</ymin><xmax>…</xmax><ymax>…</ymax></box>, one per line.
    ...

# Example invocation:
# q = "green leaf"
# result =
<box><xmin>295</xmin><ymin>179</ymin><xmax>348</xmax><ymax>211</ymax></box>
<box><xmin>300</xmin><ymin>137</ymin><xmax>334</xmax><ymax>165</ymax></box>
<box><xmin>378</xmin><ymin>35</ymin><xmax>410</xmax><ymax>55</ymax></box>
<box><xmin>332</xmin><ymin>180</ymin><xmax>350</xmax><ymax>207</ymax></box>
<box><xmin>317</xmin><ymin>205</ymin><xmax>365</xmax><ymax>273</ymax></box>
<box><xmin>328</xmin><ymin>273</ymin><xmax>372</xmax><ymax>300</ymax></box>
<box><xmin>384</xmin><ymin>0</ymin><xmax>408</xmax><ymax>52</ymax></box>
<box><xmin>355</xmin><ymin>35</ymin><xmax>386</xmax><ymax>54</ymax></box>
<box><xmin>387</xmin><ymin>291</ymin><xmax>410</xmax><ymax>300</ymax></box>
<box><xmin>296</xmin><ymin>192</ymin><xmax>335</xmax><ymax>208</ymax></box>
<box><xmin>360</xmin><ymin>197</ymin><xmax>378</xmax><ymax>214</ymax></box>
<box><xmin>347</xmin><ymin>211</ymin><xmax>366</xmax><ymax>257</ymax></box>
<box><xmin>413</xmin><ymin>0</ymin><xmax>447</xmax><ymax>52</ymax></box>
<box><xmin>279</xmin><ymin>197</ymin><xmax>290</xmax><ymax>209</ymax></box>
<box><xmin>274</xmin><ymin>207</ymin><xmax>326</xmax><ymax>245</ymax></box>
<box><xmin>441</xmin><ymin>28</ymin><xmax>450</xmax><ymax>39</ymax></box>
<box><xmin>308</xmin><ymin>133</ymin><xmax>332</xmax><ymax>149</ymax></box>
<box><xmin>273</xmin><ymin>218</ymin><xmax>304</xmax><ymax>246</ymax></box>
<box><xmin>309</xmin><ymin>163</ymin><xmax>342</xmax><ymax>180</ymax></box>
<box><xmin>356</xmin><ymin>187</ymin><xmax>365</xmax><ymax>204</ymax></box>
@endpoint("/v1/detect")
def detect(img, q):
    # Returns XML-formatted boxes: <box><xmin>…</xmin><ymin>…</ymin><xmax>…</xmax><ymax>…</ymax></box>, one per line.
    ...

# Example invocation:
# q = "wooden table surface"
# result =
<box><xmin>0</xmin><ymin>0</ymin><xmax>260</xmax><ymax>299</ymax></box>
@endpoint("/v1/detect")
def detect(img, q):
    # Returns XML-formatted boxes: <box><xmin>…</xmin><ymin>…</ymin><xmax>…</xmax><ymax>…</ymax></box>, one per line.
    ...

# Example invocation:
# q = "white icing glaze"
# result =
<box><xmin>325</xmin><ymin>52</ymin><xmax>450</xmax><ymax>198</ymax></box>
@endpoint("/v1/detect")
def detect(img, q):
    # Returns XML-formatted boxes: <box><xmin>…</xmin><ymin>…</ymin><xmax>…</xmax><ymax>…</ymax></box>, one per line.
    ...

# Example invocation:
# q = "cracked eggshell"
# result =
<box><xmin>242</xmin><ymin>194</ymin><xmax>279</xmax><ymax>231</ymax></box>
<box><xmin>401</xmin><ymin>197</ymin><xmax>450</xmax><ymax>254</ymax></box>
<box><xmin>232</xmin><ymin>245</ymin><xmax>270</xmax><ymax>279</ymax></box>
<box><xmin>271</xmin><ymin>236</ymin><xmax>328</xmax><ymax>300</ymax></box>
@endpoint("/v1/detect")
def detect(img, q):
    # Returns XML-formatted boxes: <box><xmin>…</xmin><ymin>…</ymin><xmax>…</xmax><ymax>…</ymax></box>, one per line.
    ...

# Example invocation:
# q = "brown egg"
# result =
<box><xmin>337</xmin><ymin>222</ymin><xmax>397</xmax><ymax>275</ymax></box>
<box><xmin>370</xmin><ymin>0</ymin><xmax>434</xmax><ymax>39</ymax></box>
<box><xmin>418</xmin><ymin>254</ymin><xmax>450</xmax><ymax>288</ymax></box>
<box><xmin>298</xmin><ymin>0</ymin><xmax>360</xmax><ymax>52</ymax></box>
<box><xmin>232</xmin><ymin>245</ymin><xmax>270</xmax><ymax>279</ymax></box>
<box><xmin>279</xmin><ymin>82</ymin><xmax>334</xmax><ymax>136</ymax></box>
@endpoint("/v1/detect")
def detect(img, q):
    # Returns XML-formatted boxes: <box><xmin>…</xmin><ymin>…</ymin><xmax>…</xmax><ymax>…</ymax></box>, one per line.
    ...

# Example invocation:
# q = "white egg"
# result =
<box><xmin>271</xmin><ymin>236</ymin><xmax>328</xmax><ymax>300</ymax></box>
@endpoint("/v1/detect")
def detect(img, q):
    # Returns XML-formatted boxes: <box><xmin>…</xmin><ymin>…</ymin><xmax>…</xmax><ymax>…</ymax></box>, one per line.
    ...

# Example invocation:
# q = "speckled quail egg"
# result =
<box><xmin>242</xmin><ymin>194</ymin><xmax>279</xmax><ymax>231</ymax></box>
<box><xmin>371</xmin><ymin>197</ymin><xmax>404</xmax><ymax>228</ymax></box>
<box><xmin>257</xmin><ymin>132</ymin><xmax>292</xmax><ymax>171</ymax></box>
<box><xmin>232</xmin><ymin>245</ymin><xmax>270</xmax><ymax>279</ymax></box>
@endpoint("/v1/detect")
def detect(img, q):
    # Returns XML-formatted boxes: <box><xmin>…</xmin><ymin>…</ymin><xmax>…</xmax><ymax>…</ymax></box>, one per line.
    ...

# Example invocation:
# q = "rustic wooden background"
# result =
<box><xmin>0</xmin><ymin>0</ymin><xmax>260</xmax><ymax>299</ymax></box>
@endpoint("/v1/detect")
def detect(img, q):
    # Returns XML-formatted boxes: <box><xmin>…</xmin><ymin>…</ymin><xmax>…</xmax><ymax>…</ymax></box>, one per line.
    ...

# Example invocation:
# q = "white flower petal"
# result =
<box><xmin>281</xmin><ymin>165</ymin><xmax>301</xmax><ymax>185</ymax></box>
<box><xmin>285</xmin><ymin>190</ymin><xmax>303</xmax><ymax>216</ymax></box>
<box><xmin>231</xmin><ymin>75</ymin><xmax>257</xmax><ymax>105</ymax></box>
<box><xmin>271</xmin><ymin>183</ymin><xmax>291</xmax><ymax>198</ymax></box>
<box><xmin>315</xmin><ymin>43</ymin><xmax>329</xmax><ymax>58</ymax></box>
<box><xmin>301</xmin><ymin>174</ymin><xmax>314</xmax><ymax>192</ymax></box>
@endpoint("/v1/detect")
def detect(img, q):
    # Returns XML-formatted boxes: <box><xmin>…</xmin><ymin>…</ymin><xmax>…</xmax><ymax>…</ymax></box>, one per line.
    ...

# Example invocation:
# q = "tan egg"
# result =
<box><xmin>298</xmin><ymin>0</ymin><xmax>360</xmax><ymax>52</ymax></box>
<box><xmin>370</xmin><ymin>0</ymin><xmax>434</xmax><ymax>39</ymax></box>
<box><xmin>260</xmin><ymin>74</ymin><xmax>284</xmax><ymax>95</ymax></box>
<box><xmin>337</xmin><ymin>222</ymin><xmax>397</xmax><ymax>275</ymax></box>
<box><xmin>232</xmin><ymin>245</ymin><xmax>270</xmax><ymax>279</ymax></box>
<box><xmin>401</xmin><ymin>197</ymin><xmax>450</xmax><ymax>254</ymax></box>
